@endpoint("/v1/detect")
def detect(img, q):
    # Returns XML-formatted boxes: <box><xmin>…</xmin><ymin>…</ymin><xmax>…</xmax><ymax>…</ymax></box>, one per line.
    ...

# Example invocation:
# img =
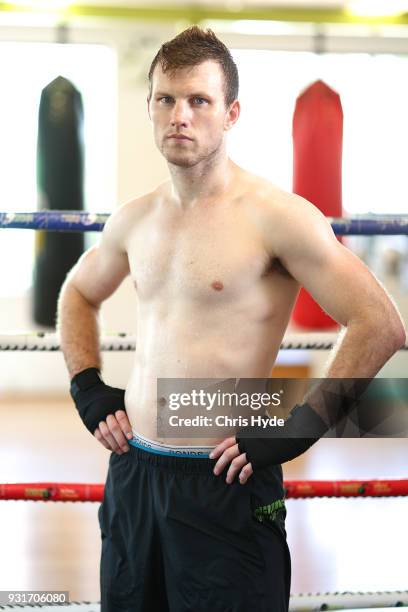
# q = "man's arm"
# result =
<box><xmin>57</xmin><ymin>210</ymin><xmax>130</xmax><ymax>377</ymax></box>
<box><xmin>270</xmin><ymin>192</ymin><xmax>406</xmax><ymax>376</ymax></box>
<box><xmin>57</xmin><ymin>205</ymin><xmax>132</xmax><ymax>452</ymax></box>
<box><xmin>210</xmin><ymin>192</ymin><xmax>406</xmax><ymax>483</ymax></box>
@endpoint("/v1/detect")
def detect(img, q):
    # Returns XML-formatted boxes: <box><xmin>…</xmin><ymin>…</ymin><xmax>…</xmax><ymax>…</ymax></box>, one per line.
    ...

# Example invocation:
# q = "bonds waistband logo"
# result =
<box><xmin>131</xmin><ymin>436</ymin><xmax>210</xmax><ymax>457</ymax></box>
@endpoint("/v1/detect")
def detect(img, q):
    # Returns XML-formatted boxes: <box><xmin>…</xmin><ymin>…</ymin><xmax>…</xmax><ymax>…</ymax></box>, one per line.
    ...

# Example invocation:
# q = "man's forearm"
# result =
<box><xmin>324</xmin><ymin>320</ymin><xmax>403</xmax><ymax>379</ymax></box>
<box><xmin>305</xmin><ymin>320</ymin><xmax>404</xmax><ymax>426</ymax></box>
<box><xmin>57</xmin><ymin>282</ymin><xmax>102</xmax><ymax>379</ymax></box>
<box><xmin>235</xmin><ymin>320</ymin><xmax>404</xmax><ymax>468</ymax></box>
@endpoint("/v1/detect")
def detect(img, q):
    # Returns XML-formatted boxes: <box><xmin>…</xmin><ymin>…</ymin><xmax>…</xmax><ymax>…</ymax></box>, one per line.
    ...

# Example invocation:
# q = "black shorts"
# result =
<box><xmin>98</xmin><ymin>445</ymin><xmax>291</xmax><ymax>612</ymax></box>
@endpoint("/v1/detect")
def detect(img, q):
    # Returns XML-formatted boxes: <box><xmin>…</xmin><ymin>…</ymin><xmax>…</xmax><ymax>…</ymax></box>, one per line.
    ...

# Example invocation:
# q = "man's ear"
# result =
<box><xmin>224</xmin><ymin>99</ymin><xmax>240</xmax><ymax>131</ymax></box>
<box><xmin>147</xmin><ymin>96</ymin><xmax>151</xmax><ymax>120</ymax></box>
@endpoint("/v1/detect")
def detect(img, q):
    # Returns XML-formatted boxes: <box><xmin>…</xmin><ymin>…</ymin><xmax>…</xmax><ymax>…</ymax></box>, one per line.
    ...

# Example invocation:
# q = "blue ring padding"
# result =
<box><xmin>129</xmin><ymin>438</ymin><xmax>211</xmax><ymax>458</ymax></box>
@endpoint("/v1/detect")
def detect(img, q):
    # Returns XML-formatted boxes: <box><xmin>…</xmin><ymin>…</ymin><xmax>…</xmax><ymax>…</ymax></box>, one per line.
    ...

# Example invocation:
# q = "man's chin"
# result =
<box><xmin>164</xmin><ymin>153</ymin><xmax>199</xmax><ymax>168</ymax></box>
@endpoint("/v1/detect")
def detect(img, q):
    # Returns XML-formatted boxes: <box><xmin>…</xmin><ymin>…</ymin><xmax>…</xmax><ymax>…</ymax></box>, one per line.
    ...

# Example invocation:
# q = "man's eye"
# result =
<box><xmin>192</xmin><ymin>97</ymin><xmax>207</xmax><ymax>105</ymax></box>
<box><xmin>159</xmin><ymin>97</ymin><xmax>173</xmax><ymax>104</ymax></box>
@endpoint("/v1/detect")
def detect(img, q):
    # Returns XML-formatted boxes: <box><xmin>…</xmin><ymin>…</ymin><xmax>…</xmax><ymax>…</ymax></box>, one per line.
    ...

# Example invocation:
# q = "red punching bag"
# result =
<box><xmin>291</xmin><ymin>80</ymin><xmax>343</xmax><ymax>330</ymax></box>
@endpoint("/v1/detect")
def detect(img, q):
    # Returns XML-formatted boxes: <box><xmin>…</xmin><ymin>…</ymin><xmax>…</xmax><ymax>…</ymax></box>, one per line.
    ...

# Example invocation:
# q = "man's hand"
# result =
<box><xmin>94</xmin><ymin>409</ymin><xmax>133</xmax><ymax>454</ymax></box>
<box><xmin>210</xmin><ymin>403</ymin><xmax>331</xmax><ymax>480</ymax></box>
<box><xmin>70</xmin><ymin>367</ymin><xmax>133</xmax><ymax>454</ymax></box>
<box><xmin>210</xmin><ymin>436</ymin><xmax>254</xmax><ymax>485</ymax></box>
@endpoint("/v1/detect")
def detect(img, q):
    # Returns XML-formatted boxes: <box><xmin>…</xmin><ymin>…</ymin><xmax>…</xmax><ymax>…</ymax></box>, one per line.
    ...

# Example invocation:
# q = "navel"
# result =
<box><xmin>211</xmin><ymin>280</ymin><xmax>224</xmax><ymax>291</ymax></box>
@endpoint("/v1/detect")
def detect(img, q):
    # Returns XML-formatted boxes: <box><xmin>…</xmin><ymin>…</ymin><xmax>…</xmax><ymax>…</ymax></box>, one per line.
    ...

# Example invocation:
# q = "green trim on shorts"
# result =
<box><xmin>253</xmin><ymin>499</ymin><xmax>286</xmax><ymax>523</ymax></box>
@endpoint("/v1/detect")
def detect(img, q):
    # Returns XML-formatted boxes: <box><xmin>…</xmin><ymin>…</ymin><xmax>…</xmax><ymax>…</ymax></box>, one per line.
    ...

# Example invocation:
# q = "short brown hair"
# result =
<box><xmin>148</xmin><ymin>26</ymin><xmax>239</xmax><ymax>106</ymax></box>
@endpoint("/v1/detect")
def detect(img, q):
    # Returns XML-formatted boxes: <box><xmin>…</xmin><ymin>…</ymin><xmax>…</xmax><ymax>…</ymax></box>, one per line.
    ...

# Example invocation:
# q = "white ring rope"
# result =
<box><xmin>0</xmin><ymin>590</ymin><xmax>406</xmax><ymax>610</ymax></box>
<box><xmin>1</xmin><ymin>331</ymin><xmax>407</xmax><ymax>352</ymax></box>
<box><xmin>289</xmin><ymin>589</ymin><xmax>408</xmax><ymax>610</ymax></box>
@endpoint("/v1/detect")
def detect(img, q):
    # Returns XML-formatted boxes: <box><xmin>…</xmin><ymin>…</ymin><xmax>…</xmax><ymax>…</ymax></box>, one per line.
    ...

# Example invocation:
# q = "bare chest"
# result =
<box><xmin>127</xmin><ymin>208</ymin><xmax>272</xmax><ymax>302</ymax></box>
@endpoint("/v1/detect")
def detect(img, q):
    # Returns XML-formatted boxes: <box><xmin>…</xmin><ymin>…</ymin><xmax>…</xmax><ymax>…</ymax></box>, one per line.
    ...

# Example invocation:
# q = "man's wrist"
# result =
<box><xmin>236</xmin><ymin>402</ymin><xmax>329</xmax><ymax>469</ymax></box>
<box><xmin>70</xmin><ymin>367</ymin><xmax>103</xmax><ymax>395</ymax></box>
<box><xmin>69</xmin><ymin>367</ymin><xmax>126</xmax><ymax>435</ymax></box>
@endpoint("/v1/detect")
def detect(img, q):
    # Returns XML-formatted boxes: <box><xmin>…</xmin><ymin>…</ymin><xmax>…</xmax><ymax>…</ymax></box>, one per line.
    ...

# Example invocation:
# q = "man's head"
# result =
<box><xmin>147</xmin><ymin>27</ymin><xmax>240</xmax><ymax>169</ymax></box>
<box><xmin>148</xmin><ymin>26</ymin><xmax>239</xmax><ymax>107</ymax></box>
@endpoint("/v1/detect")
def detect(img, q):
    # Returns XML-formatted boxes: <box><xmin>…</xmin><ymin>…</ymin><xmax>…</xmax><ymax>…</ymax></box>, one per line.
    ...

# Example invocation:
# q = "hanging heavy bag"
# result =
<box><xmin>33</xmin><ymin>76</ymin><xmax>85</xmax><ymax>327</ymax></box>
<box><xmin>291</xmin><ymin>80</ymin><xmax>343</xmax><ymax>330</ymax></box>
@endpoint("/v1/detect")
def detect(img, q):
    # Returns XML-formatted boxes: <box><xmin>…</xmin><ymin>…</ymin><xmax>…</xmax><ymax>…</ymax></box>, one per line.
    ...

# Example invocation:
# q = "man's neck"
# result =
<box><xmin>168</xmin><ymin>154</ymin><xmax>236</xmax><ymax>209</ymax></box>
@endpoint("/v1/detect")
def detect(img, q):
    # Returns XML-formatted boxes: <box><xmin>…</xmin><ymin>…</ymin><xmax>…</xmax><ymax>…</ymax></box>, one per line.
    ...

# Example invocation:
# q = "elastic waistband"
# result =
<box><xmin>126</xmin><ymin>437</ymin><xmax>217</xmax><ymax>473</ymax></box>
<box><xmin>129</xmin><ymin>431</ymin><xmax>215</xmax><ymax>458</ymax></box>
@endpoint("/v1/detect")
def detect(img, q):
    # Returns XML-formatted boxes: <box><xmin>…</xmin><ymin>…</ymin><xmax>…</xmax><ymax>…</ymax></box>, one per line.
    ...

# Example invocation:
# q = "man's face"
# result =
<box><xmin>148</xmin><ymin>60</ymin><xmax>239</xmax><ymax>168</ymax></box>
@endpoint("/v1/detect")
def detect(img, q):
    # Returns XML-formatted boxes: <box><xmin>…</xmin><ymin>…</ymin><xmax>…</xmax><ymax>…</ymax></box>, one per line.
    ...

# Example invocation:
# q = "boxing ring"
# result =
<box><xmin>1</xmin><ymin>211</ymin><xmax>407</xmax><ymax>611</ymax></box>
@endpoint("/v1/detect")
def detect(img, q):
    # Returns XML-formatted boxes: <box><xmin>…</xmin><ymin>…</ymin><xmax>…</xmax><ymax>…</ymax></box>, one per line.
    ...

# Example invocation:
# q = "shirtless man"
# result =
<box><xmin>57</xmin><ymin>26</ymin><xmax>405</xmax><ymax>612</ymax></box>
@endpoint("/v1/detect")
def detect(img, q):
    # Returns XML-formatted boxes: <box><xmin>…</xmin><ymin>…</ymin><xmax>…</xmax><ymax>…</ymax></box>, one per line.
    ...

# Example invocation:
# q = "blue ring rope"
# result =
<box><xmin>1</xmin><ymin>211</ymin><xmax>408</xmax><ymax>235</ymax></box>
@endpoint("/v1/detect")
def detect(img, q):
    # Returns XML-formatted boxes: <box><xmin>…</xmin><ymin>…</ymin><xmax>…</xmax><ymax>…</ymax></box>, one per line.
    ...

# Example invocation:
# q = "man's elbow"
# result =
<box><xmin>58</xmin><ymin>278</ymin><xmax>102</xmax><ymax>314</ymax></box>
<box><xmin>390</xmin><ymin>318</ymin><xmax>406</xmax><ymax>352</ymax></box>
<box><xmin>380</xmin><ymin>307</ymin><xmax>407</xmax><ymax>355</ymax></box>
<box><xmin>380</xmin><ymin>293</ymin><xmax>406</xmax><ymax>353</ymax></box>
<box><xmin>358</xmin><ymin>310</ymin><xmax>406</xmax><ymax>357</ymax></box>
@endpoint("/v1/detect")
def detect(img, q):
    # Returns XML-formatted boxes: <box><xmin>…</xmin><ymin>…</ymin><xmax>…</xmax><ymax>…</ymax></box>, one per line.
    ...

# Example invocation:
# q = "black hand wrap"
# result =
<box><xmin>70</xmin><ymin>367</ymin><xmax>126</xmax><ymax>435</ymax></box>
<box><xmin>236</xmin><ymin>403</ymin><xmax>329</xmax><ymax>469</ymax></box>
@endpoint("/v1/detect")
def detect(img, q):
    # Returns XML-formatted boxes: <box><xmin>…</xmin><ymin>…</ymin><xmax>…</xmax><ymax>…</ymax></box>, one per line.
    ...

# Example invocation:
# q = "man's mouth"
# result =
<box><xmin>167</xmin><ymin>134</ymin><xmax>193</xmax><ymax>141</ymax></box>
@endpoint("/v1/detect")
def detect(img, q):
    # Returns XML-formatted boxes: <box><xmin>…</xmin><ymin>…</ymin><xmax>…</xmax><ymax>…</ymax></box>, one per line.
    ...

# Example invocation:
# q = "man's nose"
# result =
<box><xmin>170</xmin><ymin>100</ymin><xmax>189</xmax><ymax>126</ymax></box>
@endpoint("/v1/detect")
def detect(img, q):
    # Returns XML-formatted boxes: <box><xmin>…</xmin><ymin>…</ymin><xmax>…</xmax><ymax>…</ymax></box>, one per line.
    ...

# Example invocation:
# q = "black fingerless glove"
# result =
<box><xmin>236</xmin><ymin>403</ymin><xmax>329</xmax><ymax>470</ymax></box>
<box><xmin>70</xmin><ymin>367</ymin><xmax>126</xmax><ymax>435</ymax></box>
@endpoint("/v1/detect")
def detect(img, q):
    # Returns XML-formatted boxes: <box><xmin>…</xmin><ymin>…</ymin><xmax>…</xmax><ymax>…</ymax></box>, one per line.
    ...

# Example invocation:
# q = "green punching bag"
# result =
<box><xmin>33</xmin><ymin>76</ymin><xmax>85</xmax><ymax>327</ymax></box>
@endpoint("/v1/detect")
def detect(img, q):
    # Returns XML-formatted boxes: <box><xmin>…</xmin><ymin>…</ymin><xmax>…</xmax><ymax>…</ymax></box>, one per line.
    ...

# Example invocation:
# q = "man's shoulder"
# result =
<box><xmin>239</xmin><ymin>170</ymin><xmax>307</xmax><ymax>217</ymax></box>
<box><xmin>238</xmin><ymin>170</ymin><xmax>332</xmax><ymax>251</ymax></box>
<box><xmin>100</xmin><ymin>187</ymin><xmax>162</xmax><ymax>251</ymax></box>
<box><xmin>115</xmin><ymin>187</ymin><xmax>161</xmax><ymax>221</ymax></box>
<box><xmin>246</xmin><ymin>172</ymin><xmax>323</xmax><ymax>221</ymax></box>
<box><xmin>107</xmin><ymin>186</ymin><xmax>164</xmax><ymax>230</ymax></box>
